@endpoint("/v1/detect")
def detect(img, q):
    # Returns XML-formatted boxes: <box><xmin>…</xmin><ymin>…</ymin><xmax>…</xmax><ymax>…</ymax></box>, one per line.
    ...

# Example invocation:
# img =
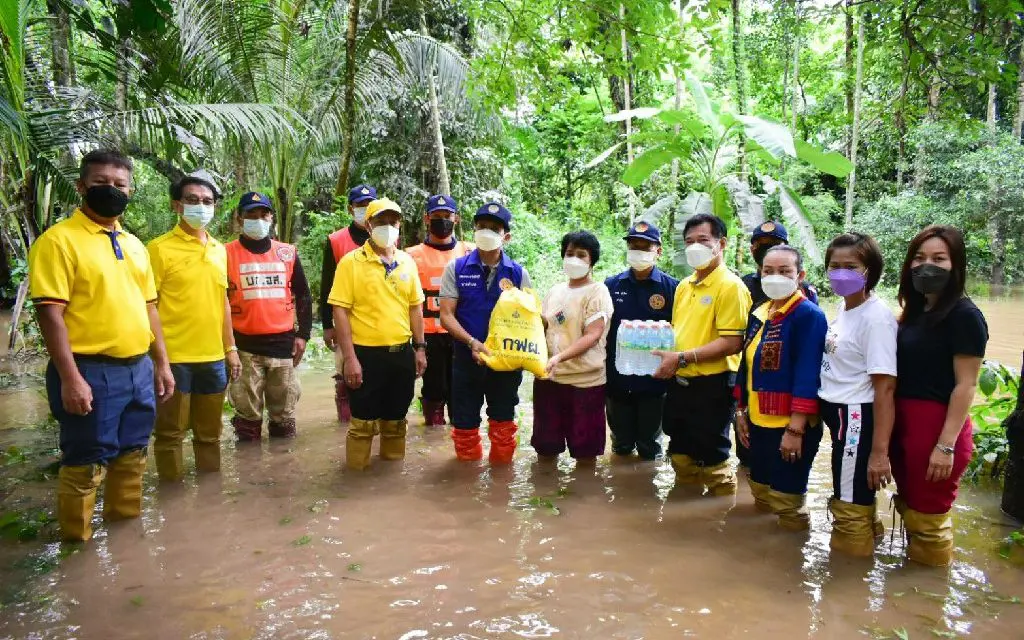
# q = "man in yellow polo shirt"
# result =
<box><xmin>653</xmin><ymin>213</ymin><xmax>752</xmax><ymax>496</ymax></box>
<box><xmin>328</xmin><ymin>198</ymin><xmax>427</xmax><ymax>470</ymax></box>
<box><xmin>28</xmin><ymin>149</ymin><xmax>176</xmax><ymax>542</ymax></box>
<box><xmin>147</xmin><ymin>171</ymin><xmax>242</xmax><ymax>482</ymax></box>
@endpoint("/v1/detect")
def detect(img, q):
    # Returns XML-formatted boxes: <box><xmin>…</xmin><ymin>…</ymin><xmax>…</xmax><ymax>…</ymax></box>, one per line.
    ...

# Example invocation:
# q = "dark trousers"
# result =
<box><xmin>450</xmin><ymin>349</ymin><xmax>522</xmax><ymax>430</ymax></box>
<box><xmin>821</xmin><ymin>401</ymin><xmax>877</xmax><ymax>506</ymax></box>
<box><xmin>606</xmin><ymin>391</ymin><xmax>665</xmax><ymax>459</ymax></box>
<box><xmin>348</xmin><ymin>345</ymin><xmax>415</xmax><ymax>421</ymax></box>
<box><xmin>170</xmin><ymin>360</ymin><xmax>228</xmax><ymax>394</ymax></box>
<box><xmin>47</xmin><ymin>356</ymin><xmax>157</xmax><ymax>466</ymax></box>
<box><xmin>421</xmin><ymin>334</ymin><xmax>453</xmax><ymax>404</ymax></box>
<box><xmin>663</xmin><ymin>372</ymin><xmax>736</xmax><ymax>466</ymax></box>
<box><xmin>749</xmin><ymin>423</ymin><xmax>822</xmax><ymax>495</ymax></box>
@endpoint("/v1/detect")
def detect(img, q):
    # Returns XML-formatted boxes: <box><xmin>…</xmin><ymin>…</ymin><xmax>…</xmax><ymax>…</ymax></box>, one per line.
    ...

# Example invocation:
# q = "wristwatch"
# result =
<box><xmin>935</xmin><ymin>443</ymin><xmax>955</xmax><ymax>455</ymax></box>
<box><xmin>677</xmin><ymin>351</ymin><xmax>688</xmax><ymax>369</ymax></box>
<box><xmin>413</xmin><ymin>341</ymin><xmax>427</xmax><ymax>351</ymax></box>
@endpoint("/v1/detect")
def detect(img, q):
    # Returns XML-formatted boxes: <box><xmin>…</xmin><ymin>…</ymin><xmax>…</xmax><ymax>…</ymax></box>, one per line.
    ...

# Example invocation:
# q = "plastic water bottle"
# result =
<box><xmin>661</xmin><ymin>321</ymin><xmax>675</xmax><ymax>352</ymax></box>
<box><xmin>641</xmin><ymin>320</ymin><xmax>657</xmax><ymax>375</ymax></box>
<box><xmin>617</xmin><ymin>321</ymin><xmax>634</xmax><ymax>375</ymax></box>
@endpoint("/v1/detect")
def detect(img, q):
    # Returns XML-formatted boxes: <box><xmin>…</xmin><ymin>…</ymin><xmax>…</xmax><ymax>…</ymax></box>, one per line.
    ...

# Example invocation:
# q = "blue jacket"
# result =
<box><xmin>735</xmin><ymin>295</ymin><xmax>827</xmax><ymax>417</ymax></box>
<box><xmin>453</xmin><ymin>249</ymin><xmax>524</xmax><ymax>357</ymax></box>
<box><xmin>604</xmin><ymin>267</ymin><xmax>680</xmax><ymax>396</ymax></box>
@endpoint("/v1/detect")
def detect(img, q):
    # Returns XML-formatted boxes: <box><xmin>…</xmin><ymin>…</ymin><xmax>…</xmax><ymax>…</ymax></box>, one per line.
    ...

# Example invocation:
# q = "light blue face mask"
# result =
<box><xmin>182</xmin><ymin>204</ymin><xmax>215</xmax><ymax>230</ymax></box>
<box><xmin>242</xmin><ymin>218</ymin><xmax>272</xmax><ymax>240</ymax></box>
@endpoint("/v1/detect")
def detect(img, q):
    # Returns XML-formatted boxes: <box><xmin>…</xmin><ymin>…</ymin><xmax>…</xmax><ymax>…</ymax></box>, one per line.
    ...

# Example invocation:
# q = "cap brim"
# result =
<box><xmin>239</xmin><ymin>203</ymin><xmax>273</xmax><ymax>212</ymax></box>
<box><xmin>474</xmin><ymin>213</ymin><xmax>509</xmax><ymax>228</ymax></box>
<box><xmin>623</xmin><ymin>233</ymin><xmax>659</xmax><ymax>242</ymax></box>
<box><xmin>350</xmin><ymin>197</ymin><xmax>375</xmax><ymax>205</ymax></box>
<box><xmin>427</xmin><ymin>205</ymin><xmax>457</xmax><ymax>213</ymax></box>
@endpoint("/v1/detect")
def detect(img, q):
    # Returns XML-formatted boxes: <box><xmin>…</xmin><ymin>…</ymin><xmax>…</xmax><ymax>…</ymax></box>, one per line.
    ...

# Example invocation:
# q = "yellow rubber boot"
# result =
<box><xmin>829</xmin><ymin>498</ymin><xmax>878</xmax><ymax>557</ymax></box>
<box><xmin>748</xmin><ymin>479</ymin><xmax>773</xmax><ymax>513</ymax></box>
<box><xmin>670</xmin><ymin>454</ymin><xmax>701</xmax><ymax>485</ymax></box>
<box><xmin>702</xmin><ymin>460</ymin><xmax>738</xmax><ymax>497</ymax></box>
<box><xmin>346</xmin><ymin>418</ymin><xmax>377</xmax><ymax>470</ymax></box>
<box><xmin>379</xmin><ymin>419</ymin><xmax>408</xmax><ymax>461</ymax></box>
<box><xmin>902</xmin><ymin>507</ymin><xmax>954</xmax><ymax>567</ymax></box>
<box><xmin>153</xmin><ymin>391</ymin><xmax>190</xmax><ymax>482</ymax></box>
<box><xmin>57</xmin><ymin>464</ymin><xmax>106</xmax><ymax>542</ymax></box>
<box><xmin>190</xmin><ymin>392</ymin><xmax>226</xmax><ymax>473</ymax></box>
<box><xmin>103</xmin><ymin>449</ymin><xmax>148</xmax><ymax>521</ymax></box>
<box><xmin>768</xmin><ymin>489</ymin><xmax>810</xmax><ymax>531</ymax></box>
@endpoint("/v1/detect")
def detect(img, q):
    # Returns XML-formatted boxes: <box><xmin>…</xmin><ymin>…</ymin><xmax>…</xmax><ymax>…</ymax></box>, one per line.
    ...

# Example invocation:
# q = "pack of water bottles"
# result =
<box><xmin>615</xmin><ymin>320</ymin><xmax>675</xmax><ymax>376</ymax></box>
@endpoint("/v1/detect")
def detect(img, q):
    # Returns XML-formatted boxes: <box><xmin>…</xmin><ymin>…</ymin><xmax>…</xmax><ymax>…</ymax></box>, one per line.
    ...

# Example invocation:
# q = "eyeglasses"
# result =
<box><xmin>182</xmin><ymin>196</ymin><xmax>216</xmax><ymax>206</ymax></box>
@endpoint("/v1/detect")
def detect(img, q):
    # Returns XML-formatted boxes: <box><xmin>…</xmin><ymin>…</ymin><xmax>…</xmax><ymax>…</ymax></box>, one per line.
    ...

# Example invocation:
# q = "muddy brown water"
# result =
<box><xmin>0</xmin><ymin>293</ymin><xmax>1020</xmax><ymax>639</ymax></box>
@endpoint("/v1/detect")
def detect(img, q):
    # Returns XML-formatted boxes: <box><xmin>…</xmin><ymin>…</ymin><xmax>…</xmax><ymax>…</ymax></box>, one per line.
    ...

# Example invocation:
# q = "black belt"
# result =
<box><xmin>74</xmin><ymin>353</ymin><xmax>147</xmax><ymax>366</ymax></box>
<box><xmin>675</xmin><ymin>371</ymin><xmax>736</xmax><ymax>388</ymax></box>
<box><xmin>356</xmin><ymin>343</ymin><xmax>410</xmax><ymax>353</ymax></box>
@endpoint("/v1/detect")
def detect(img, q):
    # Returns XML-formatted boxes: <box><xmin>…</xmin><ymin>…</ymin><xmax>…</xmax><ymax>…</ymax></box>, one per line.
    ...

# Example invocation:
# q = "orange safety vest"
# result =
<box><xmin>226</xmin><ymin>239</ymin><xmax>297</xmax><ymax>335</ymax></box>
<box><xmin>406</xmin><ymin>241</ymin><xmax>473</xmax><ymax>334</ymax></box>
<box><xmin>329</xmin><ymin>227</ymin><xmax>361</xmax><ymax>263</ymax></box>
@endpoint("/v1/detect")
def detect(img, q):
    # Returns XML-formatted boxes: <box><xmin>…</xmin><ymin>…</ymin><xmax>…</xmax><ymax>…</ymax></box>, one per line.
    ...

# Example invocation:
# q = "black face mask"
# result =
<box><xmin>911</xmin><ymin>263</ymin><xmax>952</xmax><ymax>295</ymax></box>
<box><xmin>84</xmin><ymin>185</ymin><xmax>130</xmax><ymax>218</ymax></box>
<box><xmin>429</xmin><ymin>218</ymin><xmax>454</xmax><ymax>238</ymax></box>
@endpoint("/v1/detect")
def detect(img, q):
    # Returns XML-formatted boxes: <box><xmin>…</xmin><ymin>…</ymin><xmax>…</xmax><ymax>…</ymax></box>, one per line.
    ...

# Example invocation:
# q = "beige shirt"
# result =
<box><xmin>541</xmin><ymin>281</ymin><xmax>614</xmax><ymax>388</ymax></box>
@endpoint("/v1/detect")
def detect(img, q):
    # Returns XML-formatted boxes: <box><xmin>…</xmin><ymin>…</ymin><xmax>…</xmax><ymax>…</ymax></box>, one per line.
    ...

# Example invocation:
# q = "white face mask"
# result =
<box><xmin>353</xmin><ymin>206</ymin><xmax>368</xmax><ymax>225</ymax></box>
<box><xmin>685</xmin><ymin>242</ymin><xmax>717</xmax><ymax>269</ymax></box>
<box><xmin>562</xmin><ymin>256</ymin><xmax>591</xmax><ymax>280</ymax></box>
<box><xmin>761</xmin><ymin>274</ymin><xmax>799</xmax><ymax>300</ymax></box>
<box><xmin>182</xmin><ymin>204</ymin><xmax>215</xmax><ymax>230</ymax></box>
<box><xmin>474</xmin><ymin>228</ymin><xmax>504</xmax><ymax>251</ymax></box>
<box><xmin>371</xmin><ymin>223</ymin><xmax>400</xmax><ymax>248</ymax></box>
<box><xmin>242</xmin><ymin>218</ymin><xmax>271</xmax><ymax>240</ymax></box>
<box><xmin>626</xmin><ymin>249</ymin><xmax>657</xmax><ymax>271</ymax></box>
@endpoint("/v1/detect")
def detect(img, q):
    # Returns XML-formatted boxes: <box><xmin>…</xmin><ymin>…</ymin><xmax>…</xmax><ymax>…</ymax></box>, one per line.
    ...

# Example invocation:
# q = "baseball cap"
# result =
<box><xmin>623</xmin><ymin>221</ymin><xmax>662</xmax><ymax>244</ymax></box>
<box><xmin>348</xmin><ymin>184</ymin><xmax>377</xmax><ymax>204</ymax></box>
<box><xmin>751</xmin><ymin>220</ymin><xmax>788</xmax><ymax>243</ymax></box>
<box><xmin>239</xmin><ymin>191</ymin><xmax>274</xmax><ymax>212</ymax></box>
<box><xmin>366</xmin><ymin>198</ymin><xmax>402</xmax><ymax>221</ymax></box>
<box><xmin>474</xmin><ymin>201</ymin><xmax>512</xmax><ymax>231</ymax></box>
<box><xmin>426</xmin><ymin>194</ymin><xmax>457</xmax><ymax>213</ymax></box>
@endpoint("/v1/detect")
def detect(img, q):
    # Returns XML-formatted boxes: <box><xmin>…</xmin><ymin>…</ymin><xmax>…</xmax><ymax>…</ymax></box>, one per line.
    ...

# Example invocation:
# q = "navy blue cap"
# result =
<box><xmin>474</xmin><ymin>201</ymin><xmax>512</xmax><ymax>230</ymax></box>
<box><xmin>239</xmin><ymin>191</ymin><xmax>274</xmax><ymax>212</ymax></box>
<box><xmin>426</xmin><ymin>194</ymin><xmax>457</xmax><ymax>213</ymax></box>
<box><xmin>348</xmin><ymin>184</ymin><xmax>377</xmax><ymax>204</ymax></box>
<box><xmin>751</xmin><ymin>220</ymin><xmax>788</xmax><ymax>242</ymax></box>
<box><xmin>623</xmin><ymin>221</ymin><xmax>662</xmax><ymax>244</ymax></box>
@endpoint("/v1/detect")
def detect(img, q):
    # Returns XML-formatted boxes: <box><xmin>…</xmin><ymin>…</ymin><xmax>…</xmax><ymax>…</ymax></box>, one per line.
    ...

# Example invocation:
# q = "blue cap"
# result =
<box><xmin>426</xmin><ymin>194</ymin><xmax>457</xmax><ymax>213</ymax></box>
<box><xmin>239</xmin><ymin>191</ymin><xmax>274</xmax><ymax>212</ymax></box>
<box><xmin>623</xmin><ymin>221</ymin><xmax>662</xmax><ymax>244</ymax></box>
<box><xmin>348</xmin><ymin>184</ymin><xmax>377</xmax><ymax>204</ymax></box>
<box><xmin>751</xmin><ymin>220</ymin><xmax>788</xmax><ymax>242</ymax></box>
<box><xmin>474</xmin><ymin>201</ymin><xmax>512</xmax><ymax>230</ymax></box>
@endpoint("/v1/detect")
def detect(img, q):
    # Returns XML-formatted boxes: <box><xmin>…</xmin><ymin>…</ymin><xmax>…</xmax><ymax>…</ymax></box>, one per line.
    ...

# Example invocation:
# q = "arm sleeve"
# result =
<box><xmin>291</xmin><ymin>257</ymin><xmax>313</xmax><ymax>340</ymax></box>
<box><xmin>439</xmin><ymin>261</ymin><xmax>459</xmax><ymax>299</ymax></box>
<box><xmin>790</xmin><ymin>308</ymin><xmax>828</xmax><ymax>414</ymax></box>
<box><xmin>28</xmin><ymin>235</ymin><xmax>73</xmax><ymax>304</ymax></box>
<box><xmin>949</xmin><ymin>303</ymin><xmax>988</xmax><ymax>358</ymax></box>
<box><xmin>147</xmin><ymin>242</ymin><xmax>164</xmax><ymax>292</ymax></box>
<box><xmin>864</xmin><ymin>310</ymin><xmax>898</xmax><ymax>376</ymax></box>
<box><xmin>407</xmin><ymin>260</ymin><xmax>425</xmax><ymax>306</ymax></box>
<box><xmin>327</xmin><ymin>254</ymin><xmax>354</xmax><ymax>309</ymax></box>
<box><xmin>319</xmin><ymin>239</ymin><xmax>336</xmax><ymax>329</ymax></box>
<box><xmin>520</xmin><ymin>267</ymin><xmax>532</xmax><ymax>290</ymax></box>
<box><xmin>715</xmin><ymin>279</ymin><xmax>753</xmax><ymax>337</ymax></box>
<box><xmin>583</xmin><ymin>284</ymin><xmax>614</xmax><ymax>327</ymax></box>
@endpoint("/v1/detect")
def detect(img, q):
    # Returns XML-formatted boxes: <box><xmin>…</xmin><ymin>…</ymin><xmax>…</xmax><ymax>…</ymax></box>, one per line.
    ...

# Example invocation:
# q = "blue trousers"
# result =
<box><xmin>450</xmin><ymin>349</ymin><xmax>522</xmax><ymax>430</ymax></box>
<box><xmin>748</xmin><ymin>422</ymin><xmax>822</xmax><ymax>495</ymax></box>
<box><xmin>170</xmin><ymin>360</ymin><xmax>228</xmax><ymax>394</ymax></box>
<box><xmin>46</xmin><ymin>356</ymin><xmax>157</xmax><ymax>466</ymax></box>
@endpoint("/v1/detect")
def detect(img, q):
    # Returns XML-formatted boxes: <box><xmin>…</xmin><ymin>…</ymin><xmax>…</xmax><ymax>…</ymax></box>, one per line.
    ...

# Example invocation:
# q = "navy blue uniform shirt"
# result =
<box><xmin>604</xmin><ymin>267</ymin><xmax>680</xmax><ymax>396</ymax></box>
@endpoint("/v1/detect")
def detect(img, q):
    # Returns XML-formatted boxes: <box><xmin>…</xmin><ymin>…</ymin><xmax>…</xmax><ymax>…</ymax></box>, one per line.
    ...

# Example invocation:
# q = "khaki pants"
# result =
<box><xmin>230</xmin><ymin>351</ymin><xmax>301</xmax><ymax>422</ymax></box>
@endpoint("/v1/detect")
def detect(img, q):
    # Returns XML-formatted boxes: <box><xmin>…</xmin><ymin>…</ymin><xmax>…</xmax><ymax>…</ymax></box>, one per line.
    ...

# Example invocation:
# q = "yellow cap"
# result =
<box><xmin>365</xmin><ymin>198</ymin><xmax>402</xmax><ymax>221</ymax></box>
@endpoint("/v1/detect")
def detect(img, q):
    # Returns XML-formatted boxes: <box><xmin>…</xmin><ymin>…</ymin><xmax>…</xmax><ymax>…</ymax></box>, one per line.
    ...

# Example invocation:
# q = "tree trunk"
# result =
<box><xmin>844</xmin><ymin>0</ymin><xmax>854</xmax><ymax>158</ymax></box>
<box><xmin>987</xmin><ymin>81</ymin><xmax>1006</xmax><ymax>285</ymax></box>
<box><xmin>47</xmin><ymin>0</ymin><xmax>74</xmax><ymax>87</ymax></box>
<box><xmin>276</xmin><ymin>186</ymin><xmax>292</xmax><ymax>244</ymax></box>
<box><xmin>1014</xmin><ymin>38</ymin><xmax>1024</xmax><ymax>141</ymax></box>
<box><xmin>334</xmin><ymin>0</ymin><xmax>361</xmax><ymax>199</ymax></box>
<box><xmin>732</xmin><ymin>0</ymin><xmax>747</xmax><ymax>183</ymax></box>
<box><xmin>620</xmin><ymin>3</ymin><xmax>633</xmax><ymax>167</ymax></box>
<box><xmin>844</xmin><ymin>15</ymin><xmax>864</xmax><ymax>229</ymax></box>
<box><xmin>421</xmin><ymin>11</ymin><xmax>450</xmax><ymax>195</ymax></box>
<box><xmin>913</xmin><ymin>68</ymin><xmax>941</xmax><ymax>190</ymax></box>
<box><xmin>669</xmin><ymin>0</ymin><xmax>688</xmax><ymax>236</ymax></box>
<box><xmin>894</xmin><ymin>0</ymin><xmax>910</xmax><ymax>192</ymax></box>
<box><xmin>790</xmin><ymin>0</ymin><xmax>800</xmax><ymax>135</ymax></box>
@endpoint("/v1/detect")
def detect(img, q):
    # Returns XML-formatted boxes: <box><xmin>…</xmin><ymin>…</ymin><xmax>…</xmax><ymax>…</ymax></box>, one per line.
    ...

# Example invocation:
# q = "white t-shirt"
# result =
<box><xmin>818</xmin><ymin>295</ymin><xmax>898</xmax><ymax>404</ymax></box>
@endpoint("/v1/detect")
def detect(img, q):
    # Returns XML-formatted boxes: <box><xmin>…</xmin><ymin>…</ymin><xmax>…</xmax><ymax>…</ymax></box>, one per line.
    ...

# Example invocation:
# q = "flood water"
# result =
<box><xmin>0</xmin><ymin>292</ymin><xmax>1021</xmax><ymax>639</ymax></box>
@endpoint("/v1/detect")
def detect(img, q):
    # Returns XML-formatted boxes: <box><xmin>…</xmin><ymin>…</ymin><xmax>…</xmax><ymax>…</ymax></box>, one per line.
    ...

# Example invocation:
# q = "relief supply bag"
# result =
<box><xmin>480</xmin><ymin>287</ymin><xmax>548</xmax><ymax>377</ymax></box>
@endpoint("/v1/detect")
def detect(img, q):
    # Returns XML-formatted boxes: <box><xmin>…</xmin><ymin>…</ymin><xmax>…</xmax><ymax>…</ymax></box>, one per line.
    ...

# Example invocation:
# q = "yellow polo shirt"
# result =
<box><xmin>745</xmin><ymin>295</ymin><xmax>803</xmax><ymax>428</ymax></box>
<box><xmin>672</xmin><ymin>262</ymin><xmax>751</xmax><ymax>377</ymax></box>
<box><xmin>148</xmin><ymin>225</ymin><xmax>228</xmax><ymax>363</ymax></box>
<box><xmin>327</xmin><ymin>242</ymin><xmax>425</xmax><ymax>346</ymax></box>
<box><xmin>28</xmin><ymin>209</ymin><xmax>156</xmax><ymax>358</ymax></box>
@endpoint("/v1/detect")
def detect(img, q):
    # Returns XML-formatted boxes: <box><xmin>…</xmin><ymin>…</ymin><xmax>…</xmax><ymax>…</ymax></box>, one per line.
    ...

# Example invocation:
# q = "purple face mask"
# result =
<box><xmin>828</xmin><ymin>269</ymin><xmax>867</xmax><ymax>296</ymax></box>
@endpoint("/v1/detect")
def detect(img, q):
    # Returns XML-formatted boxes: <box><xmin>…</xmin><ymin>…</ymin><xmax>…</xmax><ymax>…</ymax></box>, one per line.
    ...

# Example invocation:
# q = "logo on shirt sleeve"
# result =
<box><xmin>648</xmin><ymin>294</ymin><xmax>666</xmax><ymax>310</ymax></box>
<box><xmin>499</xmin><ymin>277</ymin><xmax>513</xmax><ymax>291</ymax></box>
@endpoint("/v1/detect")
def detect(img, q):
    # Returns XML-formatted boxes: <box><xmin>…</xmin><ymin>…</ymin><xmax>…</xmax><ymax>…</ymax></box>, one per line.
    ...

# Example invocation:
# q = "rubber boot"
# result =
<box><xmin>346</xmin><ymin>418</ymin><xmax>377</xmax><ymax>470</ymax></box>
<box><xmin>268</xmin><ymin>419</ymin><xmax>297</xmax><ymax>438</ymax></box>
<box><xmin>768</xmin><ymin>489</ymin><xmax>810</xmax><ymax>531</ymax></box>
<box><xmin>57</xmin><ymin>464</ymin><xmax>106</xmax><ymax>542</ymax></box>
<box><xmin>379</xmin><ymin>419</ymin><xmax>408</xmax><ymax>460</ymax></box>
<box><xmin>902</xmin><ymin>507</ymin><xmax>954</xmax><ymax>567</ymax></box>
<box><xmin>103</xmin><ymin>449</ymin><xmax>147</xmax><ymax>521</ymax></box>
<box><xmin>334</xmin><ymin>376</ymin><xmax>351</xmax><ymax>424</ymax></box>
<box><xmin>702</xmin><ymin>460</ymin><xmax>738</xmax><ymax>497</ymax></box>
<box><xmin>748</xmin><ymin>479</ymin><xmax>774</xmax><ymax>513</ymax></box>
<box><xmin>232</xmin><ymin>415</ymin><xmax>263</xmax><ymax>441</ymax></box>
<box><xmin>422</xmin><ymin>401</ymin><xmax>444</xmax><ymax>427</ymax></box>
<box><xmin>829</xmin><ymin>497</ymin><xmax>878</xmax><ymax>557</ymax></box>
<box><xmin>190</xmin><ymin>392</ymin><xmax>225</xmax><ymax>473</ymax></box>
<box><xmin>487</xmin><ymin>420</ymin><xmax>518</xmax><ymax>465</ymax></box>
<box><xmin>452</xmin><ymin>427</ymin><xmax>483</xmax><ymax>461</ymax></box>
<box><xmin>670</xmin><ymin>454</ymin><xmax>701</xmax><ymax>485</ymax></box>
<box><xmin>153</xmin><ymin>391</ymin><xmax>189</xmax><ymax>482</ymax></box>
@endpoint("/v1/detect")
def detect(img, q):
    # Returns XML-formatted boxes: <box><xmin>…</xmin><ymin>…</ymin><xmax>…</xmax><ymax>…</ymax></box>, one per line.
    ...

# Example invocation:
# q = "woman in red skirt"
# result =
<box><xmin>893</xmin><ymin>225</ymin><xmax>988</xmax><ymax>566</ymax></box>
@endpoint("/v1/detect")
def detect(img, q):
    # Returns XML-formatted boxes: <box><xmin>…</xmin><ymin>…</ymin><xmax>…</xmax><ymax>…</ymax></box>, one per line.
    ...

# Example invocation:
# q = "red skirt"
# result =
<box><xmin>891</xmin><ymin>398</ymin><xmax>973</xmax><ymax>514</ymax></box>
